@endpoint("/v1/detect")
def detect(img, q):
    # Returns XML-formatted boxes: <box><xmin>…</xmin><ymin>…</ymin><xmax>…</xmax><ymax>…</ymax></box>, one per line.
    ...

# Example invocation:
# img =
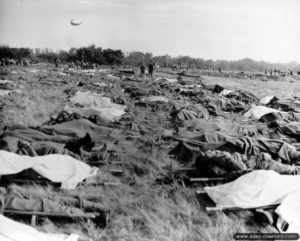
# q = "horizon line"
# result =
<box><xmin>1</xmin><ymin>43</ymin><xmax>299</xmax><ymax>65</ymax></box>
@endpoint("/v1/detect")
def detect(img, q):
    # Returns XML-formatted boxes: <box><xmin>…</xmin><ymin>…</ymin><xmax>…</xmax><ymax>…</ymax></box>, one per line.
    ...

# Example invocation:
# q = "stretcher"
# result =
<box><xmin>2</xmin><ymin>209</ymin><xmax>105</xmax><ymax>226</ymax></box>
<box><xmin>195</xmin><ymin>189</ymin><xmax>279</xmax><ymax>226</ymax></box>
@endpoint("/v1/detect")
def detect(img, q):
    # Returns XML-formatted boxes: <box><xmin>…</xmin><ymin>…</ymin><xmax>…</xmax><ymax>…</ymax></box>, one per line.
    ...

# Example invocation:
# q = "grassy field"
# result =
<box><xmin>202</xmin><ymin>75</ymin><xmax>300</xmax><ymax>99</ymax></box>
<box><xmin>1</xmin><ymin>66</ymin><xmax>296</xmax><ymax>241</ymax></box>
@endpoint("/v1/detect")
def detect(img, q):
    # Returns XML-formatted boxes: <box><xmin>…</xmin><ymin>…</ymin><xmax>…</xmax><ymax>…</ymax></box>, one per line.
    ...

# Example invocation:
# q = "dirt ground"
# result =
<box><xmin>1</xmin><ymin>64</ymin><xmax>298</xmax><ymax>241</ymax></box>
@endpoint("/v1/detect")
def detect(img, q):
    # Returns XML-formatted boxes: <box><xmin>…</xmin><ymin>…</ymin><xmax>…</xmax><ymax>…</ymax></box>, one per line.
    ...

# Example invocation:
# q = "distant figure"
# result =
<box><xmin>148</xmin><ymin>62</ymin><xmax>154</xmax><ymax>77</ymax></box>
<box><xmin>140</xmin><ymin>63</ymin><xmax>145</xmax><ymax>77</ymax></box>
<box><xmin>265</xmin><ymin>69</ymin><xmax>268</xmax><ymax>75</ymax></box>
<box><xmin>218</xmin><ymin>67</ymin><xmax>222</xmax><ymax>73</ymax></box>
<box><xmin>55</xmin><ymin>57</ymin><xmax>61</xmax><ymax>67</ymax></box>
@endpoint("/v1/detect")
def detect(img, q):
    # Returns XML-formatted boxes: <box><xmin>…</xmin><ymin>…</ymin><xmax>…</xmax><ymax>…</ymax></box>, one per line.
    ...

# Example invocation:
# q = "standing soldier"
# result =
<box><xmin>148</xmin><ymin>62</ymin><xmax>154</xmax><ymax>77</ymax></box>
<box><xmin>54</xmin><ymin>57</ymin><xmax>61</xmax><ymax>67</ymax></box>
<box><xmin>140</xmin><ymin>62</ymin><xmax>145</xmax><ymax>77</ymax></box>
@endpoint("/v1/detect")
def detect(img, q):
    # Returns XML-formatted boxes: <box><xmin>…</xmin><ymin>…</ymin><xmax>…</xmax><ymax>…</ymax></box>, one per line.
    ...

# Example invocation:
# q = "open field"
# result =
<box><xmin>1</xmin><ymin>65</ymin><xmax>299</xmax><ymax>241</ymax></box>
<box><xmin>202</xmin><ymin>75</ymin><xmax>300</xmax><ymax>99</ymax></box>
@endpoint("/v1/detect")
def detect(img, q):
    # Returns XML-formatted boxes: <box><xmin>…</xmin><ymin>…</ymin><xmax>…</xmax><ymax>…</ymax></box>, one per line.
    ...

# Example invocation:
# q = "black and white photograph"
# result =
<box><xmin>0</xmin><ymin>0</ymin><xmax>300</xmax><ymax>240</ymax></box>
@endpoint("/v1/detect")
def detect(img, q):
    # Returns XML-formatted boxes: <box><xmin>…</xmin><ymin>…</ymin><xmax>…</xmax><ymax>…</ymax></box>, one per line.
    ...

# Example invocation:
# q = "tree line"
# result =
<box><xmin>1</xmin><ymin>45</ymin><xmax>299</xmax><ymax>72</ymax></box>
<box><xmin>0</xmin><ymin>45</ymin><xmax>124</xmax><ymax>65</ymax></box>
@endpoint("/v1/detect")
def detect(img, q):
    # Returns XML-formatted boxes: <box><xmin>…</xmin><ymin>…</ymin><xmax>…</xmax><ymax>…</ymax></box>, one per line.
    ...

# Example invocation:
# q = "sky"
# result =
<box><xmin>0</xmin><ymin>0</ymin><xmax>299</xmax><ymax>63</ymax></box>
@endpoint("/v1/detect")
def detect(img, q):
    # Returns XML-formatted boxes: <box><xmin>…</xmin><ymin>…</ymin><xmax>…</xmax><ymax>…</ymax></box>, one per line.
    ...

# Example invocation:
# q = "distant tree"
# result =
<box><xmin>123</xmin><ymin>51</ymin><xmax>146</xmax><ymax>66</ymax></box>
<box><xmin>37</xmin><ymin>50</ymin><xmax>58</xmax><ymax>62</ymax></box>
<box><xmin>103</xmin><ymin>49</ymin><xmax>124</xmax><ymax>65</ymax></box>
<box><xmin>151</xmin><ymin>55</ymin><xmax>172</xmax><ymax>67</ymax></box>
<box><xmin>93</xmin><ymin>47</ymin><xmax>105</xmax><ymax>65</ymax></box>
<box><xmin>34</xmin><ymin>48</ymin><xmax>41</xmax><ymax>55</ymax></box>
<box><xmin>15</xmin><ymin>48</ymin><xmax>32</xmax><ymax>60</ymax></box>
<box><xmin>58</xmin><ymin>50</ymin><xmax>70</xmax><ymax>63</ymax></box>
<box><xmin>0</xmin><ymin>45</ymin><xmax>15</xmax><ymax>59</ymax></box>
<box><xmin>144</xmin><ymin>52</ymin><xmax>153</xmax><ymax>64</ymax></box>
<box><xmin>1</xmin><ymin>44</ymin><xmax>299</xmax><ymax>71</ymax></box>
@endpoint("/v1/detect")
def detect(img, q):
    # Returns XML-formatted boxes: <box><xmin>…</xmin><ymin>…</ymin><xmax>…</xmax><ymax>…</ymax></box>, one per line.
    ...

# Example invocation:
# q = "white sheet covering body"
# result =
<box><xmin>243</xmin><ymin>106</ymin><xmax>280</xmax><ymax>120</ymax></box>
<box><xmin>0</xmin><ymin>214</ymin><xmax>79</xmax><ymax>241</ymax></box>
<box><xmin>0</xmin><ymin>90</ymin><xmax>12</xmax><ymax>96</ymax></box>
<box><xmin>65</xmin><ymin>91</ymin><xmax>126</xmax><ymax>122</ymax></box>
<box><xmin>259</xmin><ymin>96</ymin><xmax>275</xmax><ymax>105</ymax></box>
<box><xmin>204</xmin><ymin>170</ymin><xmax>300</xmax><ymax>209</ymax></box>
<box><xmin>0</xmin><ymin>150</ymin><xmax>98</xmax><ymax>189</ymax></box>
<box><xmin>141</xmin><ymin>96</ymin><xmax>168</xmax><ymax>103</ymax></box>
<box><xmin>275</xmin><ymin>192</ymin><xmax>300</xmax><ymax>234</ymax></box>
<box><xmin>219</xmin><ymin>89</ymin><xmax>233</xmax><ymax>96</ymax></box>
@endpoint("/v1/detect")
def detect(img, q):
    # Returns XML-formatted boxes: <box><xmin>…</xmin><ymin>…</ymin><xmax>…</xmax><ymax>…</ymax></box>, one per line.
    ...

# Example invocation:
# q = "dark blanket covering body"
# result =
<box><xmin>0</xmin><ymin>185</ymin><xmax>104</xmax><ymax>214</ymax></box>
<box><xmin>221</xmin><ymin>137</ymin><xmax>295</xmax><ymax>163</ymax></box>
<box><xmin>205</xmin><ymin>86</ymin><xmax>258</xmax><ymax>116</ymax></box>
<box><xmin>204</xmin><ymin>97</ymin><xmax>248</xmax><ymax>115</ymax></box>
<box><xmin>224</xmin><ymin>90</ymin><xmax>259</xmax><ymax>104</ymax></box>
<box><xmin>268</xmin><ymin>98</ymin><xmax>300</xmax><ymax>113</ymax></box>
<box><xmin>259</xmin><ymin>112</ymin><xmax>300</xmax><ymax>123</ymax></box>
<box><xmin>195</xmin><ymin>150</ymin><xmax>296</xmax><ymax>177</ymax></box>
<box><xmin>259</xmin><ymin>112</ymin><xmax>300</xmax><ymax>139</ymax></box>
<box><xmin>0</xmin><ymin>119</ymin><xmax>121</xmax><ymax>160</ymax></box>
<box><xmin>267</xmin><ymin>121</ymin><xmax>300</xmax><ymax>139</ymax></box>
<box><xmin>172</xmin><ymin>119</ymin><xmax>296</xmax><ymax>163</ymax></box>
<box><xmin>171</xmin><ymin>102</ymin><xmax>209</xmax><ymax>122</ymax></box>
<box><xmin>172</xmin><ymin>119</ymin><xmax>258</xmax><ymax>160</ymax></box>
<box><xmin>212</xmin><ymin>85</ymin><xmax>259</xmax><ymax>104</ymax></box>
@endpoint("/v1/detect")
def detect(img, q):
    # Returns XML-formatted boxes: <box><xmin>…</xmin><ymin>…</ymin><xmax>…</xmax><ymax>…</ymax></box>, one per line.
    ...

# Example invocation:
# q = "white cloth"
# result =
<box><xmin>92</xmin><ymin>82</ymin><xmax>107</xmax><ymax>87</ymax></box>
<box><xmin>106</xmin><ymin>74</ymin><xmax>119</xmax><ymax>80</ymax></box>
<box><xmin>218</xmin><ymin>89</ymin><xmax>233</xmax><ymax>96</ymax></box>
<box><xmin>0</xmin><ymin>90</ymin><xmax>11</xmax><ymax>96</ymax></box>
<box><xmin>98</xmin><ymin>69</ymin><xmax>110</xmax><ymax>73</ymax></box>
<box><xmin>59</xmin><ymin>72</ymin><xmax>69</xmax><ymax>76</ymax></box>
<box><xmin>0</xmin><ymin>214</ymin><xmax>79</xmax><ymax>241</ymax></box>
<box><xmin>243</xmin><ymin>106</ymin><xmax>280</xmax><ymax>120</ymax></box>
<box><xmin>179</xmin><ymin>84</ymin><xmax>202</xmax><ymax>89</ymax></box>
<box><xmin>275</xmin><ymin>192</ymin><xmax>300</xmax><ymax>234</ymax></box>
<box><xmin>0</xmin><ymin>79</ymin><xmax>12</xmax><ymax>85</ymax></box>
<box><xmin>0</xmin><ymin>150</ymin><xmax>98</xmax><ymax>189</ymax></box>
<box><xmin>259</xmin><ymin>96</ymin><xmax>275</xmax><ymax>105</ymax></box>
<box><xmin>27</xmin><ymin>69</ymin><xmax>39</xmax><ymax>73</ymax></box>
<box><xmin>205</xmin><ymin>170</ymin><xmax>300</xmax><ymax>209</ymax></box>
<box><xmin>141</xmin><ymin>96</ymin><xmax>168</xmax><ymax>103</ymax></box>
<box><xmin>205</xmin><ymin>170</ymin><xmax>300</xmax><ymax>234</ymax></box>
<box><xmin>65</xmin><ymin>91</ymin><xmax>126</xmax><ymax>122</ymax></box>
<box><xmin>81</xmin><ymin>69</ymin><xmax>96</xmax><ymax>73</ymax></box>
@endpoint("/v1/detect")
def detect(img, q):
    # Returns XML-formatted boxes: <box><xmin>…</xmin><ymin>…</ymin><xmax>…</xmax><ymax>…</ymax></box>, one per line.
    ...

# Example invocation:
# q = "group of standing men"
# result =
<box><xmin>265</xmin><ymin>69</ymin><xmax>293</xmax><ymax>76</ymax></box>
<box><xmin>139</xmin><ymin>62</ymin><xmax>155</xmax><ymax>77</ymax></box>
